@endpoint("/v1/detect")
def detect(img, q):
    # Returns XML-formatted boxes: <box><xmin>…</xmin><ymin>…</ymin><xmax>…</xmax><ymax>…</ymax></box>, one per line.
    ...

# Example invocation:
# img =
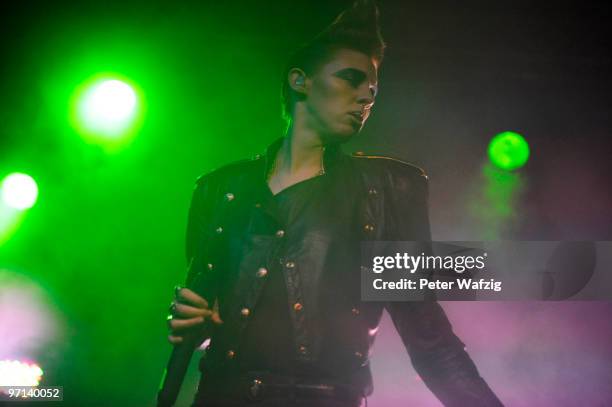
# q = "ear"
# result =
<box><xmin>288</xmin><ymin>68</ymin><xmax>308</xmax><ymax>95</ymax></box>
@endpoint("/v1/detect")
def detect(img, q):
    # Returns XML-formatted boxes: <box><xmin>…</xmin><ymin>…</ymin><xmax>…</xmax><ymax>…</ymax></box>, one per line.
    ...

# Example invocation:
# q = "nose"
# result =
<box><xmin>357</xmin><ymin>84</ymin><xmax>376</xmax><ymax>108</ymax></box>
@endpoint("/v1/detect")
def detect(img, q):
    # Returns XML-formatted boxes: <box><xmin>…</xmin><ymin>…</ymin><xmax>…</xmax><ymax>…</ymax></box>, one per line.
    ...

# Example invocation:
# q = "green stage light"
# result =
<box><xmin>81</xmin><ymin>79</ymin><xmax>136</xmax><ymax>133</ymax></box>
<box><xmin>1</xmin><ymin>173</ymin><xmax>39</xmax><ymax>210</ymax></box>
<box><xmin>70</xmin><ymin>74</ymin><xmax>144</xmax><ymax>150</ymax></box>
<box><xmin>488</xmin><ymin>131</ymin><xmax>530</xmax><ymax>171</ymax></box>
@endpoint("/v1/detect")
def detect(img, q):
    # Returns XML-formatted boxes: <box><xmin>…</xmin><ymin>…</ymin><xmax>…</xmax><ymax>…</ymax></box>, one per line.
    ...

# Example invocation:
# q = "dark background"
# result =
<box><xmin>0</xmin><ymin>1</ymin><xmax>611</xmax><ymax>406</ymax></box>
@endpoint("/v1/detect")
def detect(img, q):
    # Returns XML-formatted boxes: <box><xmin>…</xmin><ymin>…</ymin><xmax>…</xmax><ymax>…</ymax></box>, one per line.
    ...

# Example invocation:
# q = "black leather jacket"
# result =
<box><xmin>185</xmin><ymin>137</ymin><xmax>503</xmax><ymax>406</ymax></box>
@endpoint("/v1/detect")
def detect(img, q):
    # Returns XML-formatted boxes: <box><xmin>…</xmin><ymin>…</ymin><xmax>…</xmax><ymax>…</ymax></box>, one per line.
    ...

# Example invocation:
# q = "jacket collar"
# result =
<box><xmin>260</xmin><ymin>136</ymin><xmax>344</xmax><ymax>183</ymax></box>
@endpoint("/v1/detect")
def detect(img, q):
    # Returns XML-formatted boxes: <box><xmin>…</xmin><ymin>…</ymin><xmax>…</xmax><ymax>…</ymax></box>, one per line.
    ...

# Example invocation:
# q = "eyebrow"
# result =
<box><xmin>334</xmin><ymin>68</ymin><xmax>378</xmax><ymax>91</ymax></box>
<box><xmin>335</xmin><ymin>68</ymin><xmax>367</xmax><ymax>81</ymax></box>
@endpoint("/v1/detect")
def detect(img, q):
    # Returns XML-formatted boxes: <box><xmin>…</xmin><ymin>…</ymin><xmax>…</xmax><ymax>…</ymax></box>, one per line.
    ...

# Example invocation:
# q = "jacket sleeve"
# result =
<box><xmin>184</xmin><ymin>174</ymin><xmax>219</xmax><ymax>297</ymax></box>
<box><xmin>384</xmin><ymin>165</ymin><xmax>503</xmax><ymax>407</ymax></box>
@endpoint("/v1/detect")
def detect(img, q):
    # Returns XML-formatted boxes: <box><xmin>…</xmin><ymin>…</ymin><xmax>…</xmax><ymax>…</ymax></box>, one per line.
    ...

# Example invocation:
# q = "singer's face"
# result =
<box><xmin>302</xmin><ymin>48</ymin><xmax>379</xmax><ymax>141</ymax></box>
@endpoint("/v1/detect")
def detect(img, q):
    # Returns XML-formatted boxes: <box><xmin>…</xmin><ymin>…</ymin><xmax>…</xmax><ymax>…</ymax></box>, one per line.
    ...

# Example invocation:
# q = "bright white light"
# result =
<box><xmin>0</xmin><ymin>173</ymin><xmax>39</xmax><ymax>210</ymax></box>
<box><xmin>80</xmin><ymin>79</ymin><xmax>137</xmax><ymax>135</ymax></box>
<box><xmin>0</xmin><ymin>360</ymin><xmax>43</xmax><ymax>387</ymax></box>
<box><xmin>0</xmin><ymin>270</ymin><xmax>60</xmax><ymax>387</ymax></box>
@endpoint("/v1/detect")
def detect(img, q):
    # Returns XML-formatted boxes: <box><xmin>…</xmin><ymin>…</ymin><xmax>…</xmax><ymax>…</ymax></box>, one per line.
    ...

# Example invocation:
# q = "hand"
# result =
<box><xmin>167</xmin><ymin>286</ymin><xmax>223</xmax><ymax>346</ymax></box>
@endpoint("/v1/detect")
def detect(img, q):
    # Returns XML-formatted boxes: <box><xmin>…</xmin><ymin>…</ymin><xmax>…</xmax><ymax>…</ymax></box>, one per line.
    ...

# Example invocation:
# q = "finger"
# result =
<box><xmin>211</xmin><ymin>312</ymin><xmax>224</xmax><ymax>324</ymax></box>
<box><xmin>173</xmin><ymin>302</ymin><xmax>214</xmax><ymax>319</ymax></box>
<box><xmin>176</xmin><ymin>288</ymin><xmax>209</xmax><ymax>308</ymax></box>
<box><xmin>168</xmin><ymin>316</ymin><xmax>205</xmax><ymax>332</ymax></box>
<box><xmin>168</xmin><ymin>334</ymin><xmax>184</xmax><ymax>344</ymax></box>
<box><xmin>210</xmin><ymin>298</ymin><xmax>223</xmax><ymax>324</ymax></box>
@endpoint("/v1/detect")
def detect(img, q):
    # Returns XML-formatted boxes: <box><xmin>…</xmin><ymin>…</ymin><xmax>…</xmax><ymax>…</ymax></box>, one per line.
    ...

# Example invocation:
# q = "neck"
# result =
<box><xmin>276</xmin><ymin>118</ymin><xmax>325</xmax><ymax>176</ymax></box>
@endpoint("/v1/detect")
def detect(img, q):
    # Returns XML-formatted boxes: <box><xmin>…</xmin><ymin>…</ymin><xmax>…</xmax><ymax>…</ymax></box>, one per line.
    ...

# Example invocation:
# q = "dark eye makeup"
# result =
<box><xmin>335</xmin><ymin>68</ymin><xmax>366</xmax><ymax>86</ymax></box>
<box><xmin>335</xmin><ymin>68</ymin><xmax>377</xmax><ymax>97</ymax></box>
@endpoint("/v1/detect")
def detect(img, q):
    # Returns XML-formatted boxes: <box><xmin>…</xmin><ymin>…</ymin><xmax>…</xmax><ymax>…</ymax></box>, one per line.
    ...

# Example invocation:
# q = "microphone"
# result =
<box><xmin>157</xmin><ymin>257</ymin><xmax>217</xmax><ymax>407</ymax></box>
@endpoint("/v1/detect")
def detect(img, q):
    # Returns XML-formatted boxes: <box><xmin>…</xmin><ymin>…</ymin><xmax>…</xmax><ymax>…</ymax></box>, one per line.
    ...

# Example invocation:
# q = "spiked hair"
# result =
<box><xmin>280</xmin><ymin>0</ymin><xmax>386</xmax><ymax>125</ymax></box>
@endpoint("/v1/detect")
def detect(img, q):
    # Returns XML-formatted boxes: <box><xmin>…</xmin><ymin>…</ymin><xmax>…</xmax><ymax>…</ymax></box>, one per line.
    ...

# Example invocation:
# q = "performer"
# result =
<box><xmin>167</xmin><ymin>1</ymin><xmax>503</xmax><ymax>406</ymax></box>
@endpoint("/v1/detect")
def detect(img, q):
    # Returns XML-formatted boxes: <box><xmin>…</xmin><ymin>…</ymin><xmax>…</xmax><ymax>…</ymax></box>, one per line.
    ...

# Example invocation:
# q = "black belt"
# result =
<box><xmin>245</xmin><ymin>379</ymin><xmax>361</xmax><ymax>402</ymax></box>
<box><xmin>198</xmin><ymin>370</ymin><xmax>365</xmax><ymax>405</ymax></box>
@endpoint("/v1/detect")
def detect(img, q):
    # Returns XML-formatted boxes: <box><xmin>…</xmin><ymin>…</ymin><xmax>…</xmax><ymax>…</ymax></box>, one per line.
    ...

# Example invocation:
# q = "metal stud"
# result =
<box><xmin>351</xmin><ymin>307</ymin><xmax>360</xmax><ymax>316</ymax></box>
<box><xmin>368</xmin><ymin>187</ymin><xmax>378</xmax><ymax>195</ymax></box>
<box><xmin>215</xmin><ymin>226</ymin><xmax>223</xmax><ymax>234</ymax></box>
<box><xmin>227</xmin><ymin>350</ymin><xmax>236</xmax><ymax>359</ymax></box>
<box><xmin>275</xmin><ymin>229</ymin><xmax>285</xmax><ymax>238</ymax></box>
<box><xmin>240</xmin><ymin>308</ymin><xmax>250</xmax><ymax>317</ymax></box>
<box><xmin>256</xmin><ymin>267</ymin><xmax>268</xmax><ymax>278</ymax></box>
<box><xmin>207</xmin><ymin>263</ymin><xmax>214</xmax><ymax>271</ymax></box>
<box><xmin>364</xmin><ymin>224</ymin><xmax>375</xmax><ymax>232</ymax></box>
<box><xmin>285</xmin><ymin>261</ymin><xmax>295</xmax><ymax>268</ymax></box>
<box><xmin>224</xmin><ymin>192</ymin><xmax>235</xmax><ymax>201</ymax></box>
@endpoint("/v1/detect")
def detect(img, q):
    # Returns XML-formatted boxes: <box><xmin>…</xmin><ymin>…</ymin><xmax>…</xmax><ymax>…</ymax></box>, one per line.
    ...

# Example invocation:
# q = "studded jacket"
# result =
<box><xmin>184</xmin><ymin>137</ymin><xmax>503</xmax><ymax>406</ymax></box>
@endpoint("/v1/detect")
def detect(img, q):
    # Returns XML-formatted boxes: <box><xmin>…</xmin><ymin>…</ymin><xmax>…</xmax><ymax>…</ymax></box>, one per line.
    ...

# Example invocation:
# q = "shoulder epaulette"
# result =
<box><xmin>195</xmin><ymin>156</ymin><xmax>257</xmax><ymax>186</ymax></box>
<box><xmin>350</xmin><ymin>151</ymin><xmax>428</xmax><ymax>179</ymax></box>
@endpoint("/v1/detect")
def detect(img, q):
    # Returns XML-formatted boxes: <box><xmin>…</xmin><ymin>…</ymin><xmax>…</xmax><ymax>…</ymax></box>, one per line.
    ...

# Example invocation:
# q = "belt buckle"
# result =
<box><xmin>246</xmin><ymin>378</ymin><xmax>264</xmax><ymax>401</ymax></box>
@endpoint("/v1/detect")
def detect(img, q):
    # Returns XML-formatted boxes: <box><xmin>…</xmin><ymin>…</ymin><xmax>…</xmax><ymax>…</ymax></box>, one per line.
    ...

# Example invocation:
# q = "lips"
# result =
<box><xmin>348</xmin><ymin>111</ymin><xmax>364</xmax><ymax>122</ymax></box>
